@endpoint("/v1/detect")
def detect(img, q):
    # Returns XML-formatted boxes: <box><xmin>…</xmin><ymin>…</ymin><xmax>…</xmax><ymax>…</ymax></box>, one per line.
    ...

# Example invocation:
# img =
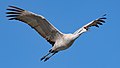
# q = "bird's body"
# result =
<box><xmin>52</xmin><ymin>34</ymin><xmax>76</xmax><ymax>51</ymax></box>
<box><xmin>6</xmin><ymin>6</ymin><xmax>106</xmax><ymax>62</ymax></box>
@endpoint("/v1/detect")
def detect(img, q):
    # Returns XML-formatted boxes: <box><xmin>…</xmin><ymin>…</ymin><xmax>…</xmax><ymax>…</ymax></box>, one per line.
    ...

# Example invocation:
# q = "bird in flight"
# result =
<box><xmin>6</xmin><ymin>6</ymin><xmax>106</xmax><ymax>62</ymax></box>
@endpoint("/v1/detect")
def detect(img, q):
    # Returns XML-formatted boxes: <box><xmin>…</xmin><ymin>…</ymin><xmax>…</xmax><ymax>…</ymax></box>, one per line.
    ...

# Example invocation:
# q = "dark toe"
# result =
<box><xmin>41</xmin><ymin>56</ymin><xmax>46</xmax><ymax>61</ymax></box>
<box><xmin>44</xmin><ymin>57</ymin><xmax>49</xmax><ymax>62</ymax></box>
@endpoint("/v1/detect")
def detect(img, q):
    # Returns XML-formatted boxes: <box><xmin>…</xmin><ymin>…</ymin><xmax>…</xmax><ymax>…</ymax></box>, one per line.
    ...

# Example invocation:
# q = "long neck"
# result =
<box><xmin>72</xmin><ymin>34</ymin><xmax>80</xmax><ymax>40</ymax></box>
<box><xmin>74</xmin><ymin>27</ymin><xmax>87</xmax><ymax>34</ymax></box>
<box><xmin>73</xmin><ymin>27</ymin><xmax>87</xmax><ymax>39</ymax></box>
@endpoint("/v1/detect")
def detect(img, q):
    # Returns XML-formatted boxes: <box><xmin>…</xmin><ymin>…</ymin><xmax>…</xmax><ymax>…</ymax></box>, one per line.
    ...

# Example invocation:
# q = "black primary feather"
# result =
<box><xmin>6</xmin><ymin>15</ymin><xmax>19</xmax><ymax>17</ymax></box>
<box><xmin>8</xmin><ymin>6</ymin><xmax>24</xmax><ymax>11</ymax></box>
<box><xmin>6</xmin><ymin>12</ymin><xmax>21</xmax><ymax>14</ymax></box>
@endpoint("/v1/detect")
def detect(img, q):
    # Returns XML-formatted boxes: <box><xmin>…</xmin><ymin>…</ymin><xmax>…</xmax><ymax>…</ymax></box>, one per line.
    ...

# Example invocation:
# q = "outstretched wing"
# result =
<box><xmin>6</xmin><ymin>6</ymin><xmax>63</xmax><ymax>46</ymax></box>
<box><xmin>74</xmin><ymin>14</ymin><xmax>106</xmax><ymax>34</ymax></box>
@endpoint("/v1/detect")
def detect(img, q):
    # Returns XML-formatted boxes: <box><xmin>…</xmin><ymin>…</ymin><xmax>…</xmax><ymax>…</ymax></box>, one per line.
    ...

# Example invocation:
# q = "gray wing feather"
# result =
<box><xmin>6</xmin><ymin>6</ymin><xmax>63</xmax><ymax>46</ymax></box>
<box><xmin>74</xmin><ymin>14</ymin><xmax>106</xmax><ymax>34</ymax></box>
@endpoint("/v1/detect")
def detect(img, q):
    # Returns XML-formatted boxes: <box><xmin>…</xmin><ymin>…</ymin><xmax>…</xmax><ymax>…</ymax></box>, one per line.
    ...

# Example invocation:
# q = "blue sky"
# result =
<box><xmin>0</xmin><ymin>0</ymin><xmax>120</xmax><ymax>68</ymax></box>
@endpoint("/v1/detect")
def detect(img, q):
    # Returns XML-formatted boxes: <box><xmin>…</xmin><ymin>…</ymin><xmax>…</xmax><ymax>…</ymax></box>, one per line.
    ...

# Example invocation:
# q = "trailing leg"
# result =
<box><xmin>44</xmin><ymin>51</ymin><xmax>58</xmax><ymax>62</ymax></box>
<box><xmin>40</xmin><ymin>50</ymin><xmax>52</xmax><ymax>61</ymax></box>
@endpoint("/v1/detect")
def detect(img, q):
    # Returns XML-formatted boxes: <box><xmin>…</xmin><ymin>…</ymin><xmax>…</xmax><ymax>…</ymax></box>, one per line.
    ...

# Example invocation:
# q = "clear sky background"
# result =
<box><xmin>0</xmin><ymin>0</ymin><xmax>120</xmax><ymax>68</ymax></box>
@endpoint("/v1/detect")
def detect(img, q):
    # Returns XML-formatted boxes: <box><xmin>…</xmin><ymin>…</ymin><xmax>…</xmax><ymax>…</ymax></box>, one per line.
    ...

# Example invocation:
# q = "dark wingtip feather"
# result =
<box><xmin>6</xmin><ymin>12</ymin><xmax>21</xmax><ymax>14</ymax></box>
<box><xmin>98</xmin><ymin>22</ymin><xmax>103</xmax><ymax>25</ymax></box>
<box><xmin>6</xmin><ymin>15</ymin><xmax>18</xmax><ymax>17</ymax></box>
<box><xmin>6</xmin><ymin>5</ymin><xmax>24</xmax><ymax>12</ymax></box>
<box><xmin>6</xmin><ymin>8</ymin><xmax>22</xmax><ymax>12</ymax></box>
<box><xmin>6</xmin><ymin>5</ymin><xmax>25</xmax><ymax>21</ymax></box>
<box><xmin>99</xmin><ymin>17</ymin><xmax>107</xmax><ymax>19</ymax></box>
<box><xmin>95</xmin><ymin>25</ymin><xmax>99</xmax><ymax>28</ymax></box>
<box><xmin>97</xmin><ymin>19</ymin><xmax>105</xmax><ymax>23</ymax></box>
<box><xmin>8</xmin><ymin>18</ymin><xmax>18</xmax><ymax>20</ymax></box>
<box><xmin>103</xmin><ymin>14</ymin><xmax>107</xmax><ymax>16</ymax></box>
<box><xmin>8</xmin><ymin>5</ymin><xmax>24</xmax><ymax>11</ymax></box>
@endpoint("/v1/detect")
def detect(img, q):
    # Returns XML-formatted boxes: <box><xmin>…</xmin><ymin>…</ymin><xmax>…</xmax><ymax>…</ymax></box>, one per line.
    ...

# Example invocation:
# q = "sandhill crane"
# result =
<box><xmin>6</xmin><ymin>6</ymin><xmax>106</xmax><ymax>62</ymax></box>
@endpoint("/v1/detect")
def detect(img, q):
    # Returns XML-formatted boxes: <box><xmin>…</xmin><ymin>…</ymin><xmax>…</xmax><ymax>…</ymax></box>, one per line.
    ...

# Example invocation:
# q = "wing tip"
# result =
<box><xmin>6</xmin><ymin>5</ymin><xmax>25</xmax><ymax>13</ymax></box>
<box><xmin>103</xmin><ymin>14</ymin><xmax>107</xmax><ymax>16</ymax></box>
<box><xmin>6</xmin><ymin>5</ymin><xmax>24</xmax><ymax>20</ymax></box>
<box><xmin>8</xmin><ymin>5</ymin><xmax>24</xmax><ymax>11</ymax></box>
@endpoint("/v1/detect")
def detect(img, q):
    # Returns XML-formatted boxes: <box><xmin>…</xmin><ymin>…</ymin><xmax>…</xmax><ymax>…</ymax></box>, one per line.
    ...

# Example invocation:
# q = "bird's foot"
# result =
<box><xmin>40</xmin><ymin>56</ymin><xmax>46</xmax><ymax>61</ymax></box>
<box><xmin>44</xmin><ymin>57</ymin><xmax>50</xmax><ymax>62</ymax></box>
